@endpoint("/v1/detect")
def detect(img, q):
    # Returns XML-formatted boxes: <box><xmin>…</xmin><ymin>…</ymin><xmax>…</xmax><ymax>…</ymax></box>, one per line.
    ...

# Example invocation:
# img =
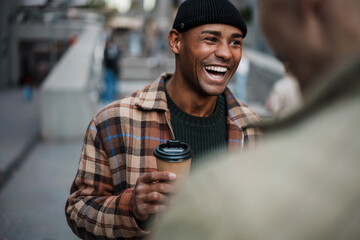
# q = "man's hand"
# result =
<box><xmin>131</xmin><ymin>171</ymin><xmax>177</xmax><ymax>221</ymax></box>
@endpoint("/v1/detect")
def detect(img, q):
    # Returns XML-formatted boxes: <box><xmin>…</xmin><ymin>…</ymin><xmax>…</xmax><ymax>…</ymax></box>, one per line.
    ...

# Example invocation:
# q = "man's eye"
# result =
<box><xmin>230</xmin><ymin>40</ymin><xmax>242</xmax><ymax>46</ymax></box>
<box><xmin>205</xmin><ymin>37</ymin><xmax>217</xmax><ymax>42</ymax></box>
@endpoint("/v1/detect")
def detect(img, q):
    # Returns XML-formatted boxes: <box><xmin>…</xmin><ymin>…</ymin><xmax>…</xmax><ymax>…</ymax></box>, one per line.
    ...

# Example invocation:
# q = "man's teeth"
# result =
<box><xmin>205</xmin><ymin>66</ymin><xmax>227</xmax><ymax>73</ymax></box>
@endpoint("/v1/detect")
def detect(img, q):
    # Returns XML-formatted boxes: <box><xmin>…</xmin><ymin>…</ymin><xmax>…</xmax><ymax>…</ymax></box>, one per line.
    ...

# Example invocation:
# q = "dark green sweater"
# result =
<box><xmin>165</xmin><ymin>89</ymin><xmax>228</xmax><ymax>170</ymax></box>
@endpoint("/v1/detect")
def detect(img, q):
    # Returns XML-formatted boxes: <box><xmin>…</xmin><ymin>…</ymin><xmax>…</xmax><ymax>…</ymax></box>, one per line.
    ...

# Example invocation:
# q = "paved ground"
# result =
<box><xmin>0</xmin><ymin>140</ymin><xmax>81</xmax><ymax>239</ymax></box>
<box><xmin>0</xmin><ymin>88</ymin><xmax>81</xmax><ymax>239</ymax></box>
<box><xmin>0</xmin><ymin>89</ymin><xmax>40</xmax><ymax>183</ymax></box>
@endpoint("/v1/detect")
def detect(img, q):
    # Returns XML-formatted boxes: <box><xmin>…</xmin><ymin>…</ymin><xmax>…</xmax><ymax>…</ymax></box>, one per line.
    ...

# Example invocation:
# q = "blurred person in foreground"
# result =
<box><xmin>155</xmin><ymin>0</ymin><xmax>360</xmax><ymax>239</ymax></box>
<box><xmin>65</xmin><ymin>0</ymin><xmax>261</xmax><ymax>239</ymax></box>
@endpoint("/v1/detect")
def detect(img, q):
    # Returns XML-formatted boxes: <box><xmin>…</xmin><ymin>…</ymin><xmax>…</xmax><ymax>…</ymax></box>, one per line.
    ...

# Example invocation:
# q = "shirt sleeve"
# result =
<box><xmin>65</xmin><ymin>118</ymin><xmax>150</xmax><ymax>239</ymax></box>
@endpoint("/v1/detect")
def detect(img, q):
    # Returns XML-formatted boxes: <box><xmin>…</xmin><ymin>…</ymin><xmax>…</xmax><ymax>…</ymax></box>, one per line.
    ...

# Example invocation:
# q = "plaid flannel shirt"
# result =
<box><xmin>65</xmin><ymin>73</ymin><xmax>262</xmax><ymax>239</ymax></box>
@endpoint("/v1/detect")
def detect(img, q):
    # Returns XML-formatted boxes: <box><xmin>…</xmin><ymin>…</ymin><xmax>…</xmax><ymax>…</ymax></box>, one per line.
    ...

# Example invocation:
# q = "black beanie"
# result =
<box><xmin>172</xmin><ymin>0</ymin><xmax>247</xmax><ymax>38</ymax></box>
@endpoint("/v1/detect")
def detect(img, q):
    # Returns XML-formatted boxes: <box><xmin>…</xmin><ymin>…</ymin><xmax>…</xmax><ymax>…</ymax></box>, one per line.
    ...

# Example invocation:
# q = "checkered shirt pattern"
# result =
<box><xmin>65</xmin><ymin>73</ymin><xmax>262</xmax><ymax>239</ymax></box>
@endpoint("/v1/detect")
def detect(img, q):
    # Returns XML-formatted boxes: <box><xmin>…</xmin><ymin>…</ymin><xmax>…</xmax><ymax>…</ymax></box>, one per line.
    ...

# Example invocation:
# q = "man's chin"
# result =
<box><xmin>198</xmin><ymin>77</ymin><xmax>229</xmax><ymax>96</ymax></box>
<box><xmin>202</xmin><ymin>86</ymin><xmax>227</xmax><ymax>97</ymax></box>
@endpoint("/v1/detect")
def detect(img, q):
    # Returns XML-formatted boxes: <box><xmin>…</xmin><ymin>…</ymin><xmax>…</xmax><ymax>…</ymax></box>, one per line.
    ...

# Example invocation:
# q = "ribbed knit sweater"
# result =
<box><xmin>165</xmin><ymin>89</ymin><xmax>228</xmax><ymax>170</ymax></box>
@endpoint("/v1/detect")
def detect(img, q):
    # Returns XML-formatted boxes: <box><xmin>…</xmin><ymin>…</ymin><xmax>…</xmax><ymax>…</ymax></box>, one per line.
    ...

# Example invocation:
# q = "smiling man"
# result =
<box><xmin>65</xmin><ymin>0</ymin><xmax>261</xmax><ymax>239</ymax></box>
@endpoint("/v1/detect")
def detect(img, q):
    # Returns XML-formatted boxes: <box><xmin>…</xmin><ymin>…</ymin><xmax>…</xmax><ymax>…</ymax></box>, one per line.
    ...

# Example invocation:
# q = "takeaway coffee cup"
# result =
<box><xmin>154</xmin><ymin>140</ymin><xmax>192</xmax><ymax>188</ymax></box>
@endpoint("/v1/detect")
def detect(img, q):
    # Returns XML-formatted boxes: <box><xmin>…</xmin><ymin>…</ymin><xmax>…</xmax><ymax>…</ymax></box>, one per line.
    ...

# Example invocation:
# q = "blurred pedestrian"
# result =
<box><xmin>22</xmin><ymin>73</ymin><xmax>33</xmax><ymax>102</ymax></box>
<box><xmin>21</xmin><ymin>63</ymin><xmax>34</xmax><ymax>102</ymax></box>
<box><xmin>155</xmin><ymin>0</ymin><xmax>360</xmax><ymax>239</ymax></box>
<box><xmin>102</xmin><ymin>37</ymin><xmax>121</xmax><ymax>103</ymax></box>
<box><xmin>265</xmin><ymin>64</ymin><xmax>302</xmax><ymax>117</ymax></box>
<box><xmin>65</xmin><ymin>0</ymin><xmax>262</xmax><ymax>239</ymax></box>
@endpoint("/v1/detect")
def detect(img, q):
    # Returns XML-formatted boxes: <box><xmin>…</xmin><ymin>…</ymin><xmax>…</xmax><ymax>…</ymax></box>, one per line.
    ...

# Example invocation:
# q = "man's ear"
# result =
<box><xmin>168</xmin><ymin>29</ymin><xmax>181</xmax><ymax>54</ymax></box>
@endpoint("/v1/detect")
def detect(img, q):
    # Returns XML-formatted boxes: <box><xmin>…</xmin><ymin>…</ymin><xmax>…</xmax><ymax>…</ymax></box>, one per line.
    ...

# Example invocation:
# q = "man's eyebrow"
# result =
<box><xmin>232</xmin><ymin>33</ymin><xmax>244</xmax><ymax>38</ymax></box>
<box><xmin>201</xmin><ymin>30</ymin><xmax>244</xmax><ymax>38</ymax></box>
<box><xmin>201</xmin><ymin>30</ymin><xmax>221</xmax><ymax>36</ymax></box>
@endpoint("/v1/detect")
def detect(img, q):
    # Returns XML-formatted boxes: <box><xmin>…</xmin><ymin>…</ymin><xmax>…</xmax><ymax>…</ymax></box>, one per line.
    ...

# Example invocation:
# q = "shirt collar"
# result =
<box><xmin>135</xmin><ymin>73</ymin><xmax>171</xmax><ymax>111</ymax></box>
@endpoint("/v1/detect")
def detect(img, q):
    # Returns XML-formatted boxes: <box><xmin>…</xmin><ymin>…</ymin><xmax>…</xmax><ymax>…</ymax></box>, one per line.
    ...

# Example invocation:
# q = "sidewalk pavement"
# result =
<box><xmin>0</xmin><ymin>140</ymin><xmax>81</xmax><ymax>239</ymax></box>
<box><xmin>0</xmin><ymin>88</ymin><xmax>81</xmax><ymax>239</ymax></box>
<box><xmin>0</xmin><ymin>88</ymin><xmax>40</xmax><ymax>186</ymax></box>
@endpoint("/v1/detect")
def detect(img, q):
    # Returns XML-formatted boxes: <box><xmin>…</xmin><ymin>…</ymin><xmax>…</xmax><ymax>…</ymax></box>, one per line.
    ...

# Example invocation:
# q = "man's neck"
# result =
<box><xmin>166</xmin><ymin>76</ymin><xmax>218</xmax><ymax>117</ymax></box>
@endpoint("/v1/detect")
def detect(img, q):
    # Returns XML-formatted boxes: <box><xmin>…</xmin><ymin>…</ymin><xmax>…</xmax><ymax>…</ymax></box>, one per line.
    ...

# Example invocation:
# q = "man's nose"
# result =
<box><xmin>215</xmin><ymin>42</ymin><xmax>231</xmax><ymax>61</ymax></box>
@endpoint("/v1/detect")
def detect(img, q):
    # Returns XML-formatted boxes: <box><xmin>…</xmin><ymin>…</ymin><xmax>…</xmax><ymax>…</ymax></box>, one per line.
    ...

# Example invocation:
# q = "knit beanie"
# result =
<box><xmin>172</xmin><ymin>0</ymin><xmax>247</xmax><ymax>38</ymax></box>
